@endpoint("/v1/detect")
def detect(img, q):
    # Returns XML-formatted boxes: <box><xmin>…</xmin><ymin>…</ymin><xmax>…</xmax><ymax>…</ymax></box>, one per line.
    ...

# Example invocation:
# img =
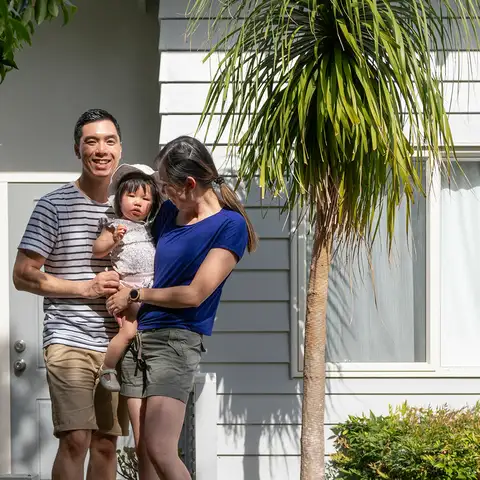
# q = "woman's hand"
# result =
<box><xmin>106</xmin><ymin>285</ymin><xmax>130</xmax><ymax>316</ymax></box>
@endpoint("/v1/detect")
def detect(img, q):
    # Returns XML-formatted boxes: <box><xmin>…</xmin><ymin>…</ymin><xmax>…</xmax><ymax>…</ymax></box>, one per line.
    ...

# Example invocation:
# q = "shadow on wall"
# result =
<box><xmin>199</xmin><ymin>171</ymin><xmax>303</xmax><ymax>480</ymax></box>
<box><xmin>198</xmin><ymin>158</ymin><xmax>425</xmax><ymax>479</ymax></box>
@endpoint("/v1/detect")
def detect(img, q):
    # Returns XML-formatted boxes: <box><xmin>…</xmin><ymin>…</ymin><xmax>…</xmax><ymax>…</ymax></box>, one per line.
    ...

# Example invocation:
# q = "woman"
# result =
<box><xmin>106</xmin><ymin>136</ymin><xmax>257</xmax><ymax>480</ymax></box>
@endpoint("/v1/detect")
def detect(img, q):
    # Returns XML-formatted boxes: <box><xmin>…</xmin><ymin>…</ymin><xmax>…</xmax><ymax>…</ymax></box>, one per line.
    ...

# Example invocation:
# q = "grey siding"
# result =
<box><xmin>157</xmin><ymin>5</ymin><xmax>303</xmax><ymax>477</ymax></box>
<box><xmin>0</xmin><ymin>0</ymin><xmax>160</xmax><ymax>171</ymax></box>
<box><xmin>158</xmin><ymin>3</ymin><xmax>480</xmax><ymax>480</ymax></box>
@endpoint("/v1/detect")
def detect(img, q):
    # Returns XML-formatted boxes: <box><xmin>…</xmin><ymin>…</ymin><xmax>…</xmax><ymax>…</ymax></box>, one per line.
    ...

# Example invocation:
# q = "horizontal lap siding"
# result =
<box><xmin>158</xmin><ymin>8</ymin><xmax>296</xmax><ymax>478</ymax></box>
<box><xmin>159</xmin><ymin>51</ymin><xmax>480</xmax><ymax>148</ymax></box>
<box><xmin>158</xmin><ymin>5</ymin><xmax>480</xmax><ymax>479</ymax></box>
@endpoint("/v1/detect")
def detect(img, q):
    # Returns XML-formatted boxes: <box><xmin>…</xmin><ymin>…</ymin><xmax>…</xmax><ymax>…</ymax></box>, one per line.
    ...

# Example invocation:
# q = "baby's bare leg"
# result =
<box><xmin>104</xmin><ymin>304</ymin><xmax>139</xmax><ymax>370</ymax></box>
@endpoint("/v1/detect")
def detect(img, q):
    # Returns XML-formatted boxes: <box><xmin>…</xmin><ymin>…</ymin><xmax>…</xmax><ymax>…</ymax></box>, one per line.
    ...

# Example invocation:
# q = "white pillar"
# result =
<box><xmin>193</xmin><ymin>373</ymin><xmax>217</xmax><ymax>480</ymax></box>
<box><xmin>0</xmin><ymin>182</ymin><xmax>11</xmax><ymax>474</ymax></box>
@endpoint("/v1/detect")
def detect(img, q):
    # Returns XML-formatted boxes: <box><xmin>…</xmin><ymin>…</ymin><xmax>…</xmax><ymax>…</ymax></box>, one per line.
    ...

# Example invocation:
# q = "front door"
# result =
<box><xmin>8</xmin><ymin>182</ymin><xmax>192</xmax><ymax>479</ymax></box>
<box><xmin>9</xmin><ymin>183</ymin><xmax>65</xmax><ymax>479</ymax></box>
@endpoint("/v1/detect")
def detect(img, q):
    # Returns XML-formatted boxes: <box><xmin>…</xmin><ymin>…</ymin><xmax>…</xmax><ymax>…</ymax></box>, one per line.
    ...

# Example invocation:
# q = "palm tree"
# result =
<box><xmin>187</xmin><ymin>0</ymin><xmax>480</xmax><ymax>478</ymax></box>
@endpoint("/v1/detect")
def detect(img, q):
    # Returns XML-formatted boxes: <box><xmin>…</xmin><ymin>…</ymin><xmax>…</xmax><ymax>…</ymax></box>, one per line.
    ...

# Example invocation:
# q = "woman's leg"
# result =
<box><xmin>144</xmin><ymin>396</ymin><xmax>191</xmax><ymax>480</ymax></box>
<box><xmin>127</xmin><ymin>397</ymin><xmax>161</xmax><ymax>480</ymax></box>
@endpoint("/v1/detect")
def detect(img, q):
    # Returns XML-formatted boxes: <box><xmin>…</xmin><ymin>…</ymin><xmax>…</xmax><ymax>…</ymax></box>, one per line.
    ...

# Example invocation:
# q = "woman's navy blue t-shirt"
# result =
<box><xmin>137</xmin><ymin>200</ymin><xmax>248</xmax><ymax>335</ymax></box>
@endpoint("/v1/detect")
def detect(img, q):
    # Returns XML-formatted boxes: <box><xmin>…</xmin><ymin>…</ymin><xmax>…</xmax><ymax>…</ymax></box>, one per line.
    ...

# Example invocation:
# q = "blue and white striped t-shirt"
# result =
<box><xmin>18</xmin><ymin>182</ymin><xmax>118</xmax><ymax>352</ymax></box>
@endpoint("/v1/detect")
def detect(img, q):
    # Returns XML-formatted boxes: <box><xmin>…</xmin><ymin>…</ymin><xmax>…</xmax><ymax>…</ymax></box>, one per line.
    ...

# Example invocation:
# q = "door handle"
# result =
<box><xmin>14</xmin><ymin>359</ymin><xmax>27</xmax><ymax>373</ymax></box>
<box><xmin>14</xmin><ymin>339</ymin><xmax>26</xmax><ymax>353</ymax></box>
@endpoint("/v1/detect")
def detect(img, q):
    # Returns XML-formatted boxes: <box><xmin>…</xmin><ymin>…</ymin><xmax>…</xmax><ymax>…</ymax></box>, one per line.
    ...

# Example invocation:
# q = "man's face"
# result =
<box><xmin>75</xmin><ymin>120</ymin><xmax>122</xmax><ymax>179</ymax></box>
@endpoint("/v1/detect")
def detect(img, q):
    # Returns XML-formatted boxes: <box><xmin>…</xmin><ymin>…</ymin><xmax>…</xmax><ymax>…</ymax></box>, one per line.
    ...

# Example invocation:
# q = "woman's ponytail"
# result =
<box><xmin>218</xmin><ymin>181</ymin><xmax>258</xmax><ymax>253</ymax></box>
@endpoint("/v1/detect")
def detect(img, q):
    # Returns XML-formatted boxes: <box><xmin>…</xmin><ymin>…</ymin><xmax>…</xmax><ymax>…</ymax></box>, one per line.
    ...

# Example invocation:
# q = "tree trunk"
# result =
<box><xmin>300</xmin><ymin>209</ymin><xmax>331</xmax><ymax>480</ymax></box>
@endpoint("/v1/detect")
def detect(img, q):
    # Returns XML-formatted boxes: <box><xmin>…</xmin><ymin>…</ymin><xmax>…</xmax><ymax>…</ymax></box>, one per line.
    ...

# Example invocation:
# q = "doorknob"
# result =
<box><xmin>14</xmin><ymin>359</ymin><xmax>27</xmax><ymax>373</ymax></box>
<box><xmin>14</xmin><ymin>339</ymin><xmax>26</xmax><ymax>353</ymax></box>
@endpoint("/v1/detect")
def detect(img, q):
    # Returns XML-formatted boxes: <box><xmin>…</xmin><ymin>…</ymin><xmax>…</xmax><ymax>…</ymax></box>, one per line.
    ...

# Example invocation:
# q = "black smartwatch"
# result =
<box><xmin>128</xmin><ymin>288</ymin><xmax>141</xmax><ymax>303</ymax></box>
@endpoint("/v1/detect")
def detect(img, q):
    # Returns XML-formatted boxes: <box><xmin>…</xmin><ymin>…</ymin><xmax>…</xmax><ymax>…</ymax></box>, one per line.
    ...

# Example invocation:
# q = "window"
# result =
<box><xmin>440</xmin><ymin>162</ymin><xmax>480</xmax><ymax>368</ymax></box>
<box><xmin>291</xmin><ymin>155</ymin><xmax>480</xmax><ymax>377</ymax></box>
<box><xmin>318</xmin><ymin>198</ymin><xmax>426</xmax><ymax>364</ymax></box>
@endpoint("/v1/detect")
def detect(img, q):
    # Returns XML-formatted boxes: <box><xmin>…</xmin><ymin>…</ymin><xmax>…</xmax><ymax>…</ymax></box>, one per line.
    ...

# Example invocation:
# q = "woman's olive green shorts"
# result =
<box><xmin>120</xmin><ymin>328</ymin><xmax>204</xmax><ymax>404</ymax></box>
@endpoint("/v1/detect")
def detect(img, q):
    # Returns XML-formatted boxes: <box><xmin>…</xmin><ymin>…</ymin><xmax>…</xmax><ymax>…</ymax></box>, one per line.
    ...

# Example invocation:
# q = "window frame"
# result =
<box><xmin>290</xmin><ymin>152</ymin><xmax>480</xmax><ymax>379</ymax></box>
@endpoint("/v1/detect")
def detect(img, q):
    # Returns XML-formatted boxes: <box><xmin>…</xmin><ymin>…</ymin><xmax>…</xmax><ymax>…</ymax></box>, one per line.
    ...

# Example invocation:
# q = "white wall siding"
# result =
<box><xmin>157</xmin><ymin>7</ymin><xmax>298</xmax><ymax>477</ymax></box>
<box><xmin>158</xmin><ymin>3</ymin><xmax>480</xmax><ymax>479</ymax></box>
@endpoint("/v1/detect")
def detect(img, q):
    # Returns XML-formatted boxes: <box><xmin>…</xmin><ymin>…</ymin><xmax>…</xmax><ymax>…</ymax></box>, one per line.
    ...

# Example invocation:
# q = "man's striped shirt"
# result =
<box><xmin>18</xmin><ymin>182</ymin><xmax>117</xmax><ymax>351</ymax></box>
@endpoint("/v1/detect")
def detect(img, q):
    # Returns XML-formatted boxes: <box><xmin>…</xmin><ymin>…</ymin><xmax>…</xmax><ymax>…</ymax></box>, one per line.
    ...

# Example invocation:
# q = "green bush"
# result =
<box><xmin>117</xmin><ymin>447</ymin><xmax>138</xmax><ymax>480</ymax></box>
<box><xmin>116</xmin><ymin>446</ymin><xmax>188</xmax><ymax>480</ymax></box>
<box><xmin>329</xmin><ymin>402</ymin><xmax>480</xmax><ymax>479</ymax></box>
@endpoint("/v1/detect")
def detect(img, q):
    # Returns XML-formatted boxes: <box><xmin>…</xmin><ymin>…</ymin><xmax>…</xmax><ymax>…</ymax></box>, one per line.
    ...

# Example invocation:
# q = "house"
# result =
<box><xmin>1</xmin><ymin>0</ymin><xmax>480</xmax><ymax>479</ymax></box>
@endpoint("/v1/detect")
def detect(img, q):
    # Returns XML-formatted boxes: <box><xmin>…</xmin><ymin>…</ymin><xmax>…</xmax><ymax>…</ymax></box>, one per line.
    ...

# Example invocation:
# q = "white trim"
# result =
<box><xmin>326</xmin><ymin>362</ymin><xmax>434</xmax><ymax>372</ymax></box>
<box><xmin>193</xmin><ymin>373</ymin><xmax>217</xmax><ymax>480</ymax></box>
<box><xmin>0</xmin><ymin>173</ymin><xmax>74</xmax><ymax>473</ymax></box>
<box><xmin>316</xmin><ymin>368</ymin><xmax>480</xmax><ymax>378</ymax></box>
<box><xmin>290</xmin><ymin>206</ymin><xmax>306</xmax><ymax>378</ymax></box>
<box><xmin>290</xmin><ymin>149</ymin><xmax>480</xmax><ymax>379</ymax></box>
<box><xmin>0</xmin><ymin>172</ymin><xmax>78</xmax><ymax>183</ymax></box>
<box><xmin>0</xmin><ymin>182</ymin><xmax>11</xmax><ymax>473</ymax></box>
<box><xmin>444</xmin><ymin>147</ymin><xmax>480</xmax><ymax>160</ymax></box>
<box><xmin>290</xmin><ymin>202</ymin><xmax>434</xmax><ymax>378</ymax></box>
<box><xmin>427</xmin><ymin>163</ymin><xmax>442</xmax><ymax>369</ymax></box>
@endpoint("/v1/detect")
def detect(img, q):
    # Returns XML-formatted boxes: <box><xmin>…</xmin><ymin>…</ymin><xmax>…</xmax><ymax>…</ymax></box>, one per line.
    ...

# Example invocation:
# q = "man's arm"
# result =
<box><xmin>13</xmin><ymin>249</ymin><xmax>120</xmax><ymax>299</ymax></box>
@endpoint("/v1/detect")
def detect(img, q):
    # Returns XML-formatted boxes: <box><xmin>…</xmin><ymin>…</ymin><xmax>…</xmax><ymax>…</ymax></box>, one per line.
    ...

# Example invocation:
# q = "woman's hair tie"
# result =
<box><xmin>214</xmin><ymin>176</ymin><xmax>225</xmax><ymax>185</ymax></box>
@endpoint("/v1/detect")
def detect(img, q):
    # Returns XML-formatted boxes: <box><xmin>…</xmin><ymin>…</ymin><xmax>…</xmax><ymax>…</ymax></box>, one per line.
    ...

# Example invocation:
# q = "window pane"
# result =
<box><xmin>306</xmin><ymin>191</ymin><xmax>426</xmax><ymax>363</ymax></box>
<box><xmin>441</xmin><ymin>162</ymin><xmax>480</xmax><ymax>367</ymax></box>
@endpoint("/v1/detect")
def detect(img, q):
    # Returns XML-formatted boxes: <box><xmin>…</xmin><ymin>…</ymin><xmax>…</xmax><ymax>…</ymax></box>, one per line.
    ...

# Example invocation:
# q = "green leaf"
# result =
<box><xmin>22</xmin><ymin>5</ymin><xmax>34</xmax><ymax>24</ymax></box>
<box><xmin>10</xmin><ymin>19</ymin><xmax>31</xmax><ymax>44</ymax></box>
<box><xmin>35</xmin><ymin>0</ymin><xmax>48</xmax><ymax>24</ymax></box>
<box><xmin>0</xmin><ymin>63</ymin><xmax>6</xmax><ymax>83</ymax></box>
<box><xmin>1</xmin><ymin>57</ymin><xmax>17</xmax><ymax>69</ymax></box>
<box><xmin>48</xmin><ymin>0</ymin><xmax>59</xmax><ymax>18</ymax></box>
<box><xmin>60</xmin><ymin>3</ymin><xmax>70</xmax><ymax>25</ymax></box>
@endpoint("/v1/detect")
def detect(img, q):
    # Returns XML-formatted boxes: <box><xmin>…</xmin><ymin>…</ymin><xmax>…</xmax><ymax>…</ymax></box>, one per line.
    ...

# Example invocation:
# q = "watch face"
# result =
<box><xmin>130</xmin><ymin>289</ymin><xmax>139</xmax><ymax>300</ymax></box>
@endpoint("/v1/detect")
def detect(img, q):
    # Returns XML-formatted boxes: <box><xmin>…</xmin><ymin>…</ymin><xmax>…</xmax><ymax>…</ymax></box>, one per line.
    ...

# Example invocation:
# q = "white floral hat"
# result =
<box><xmin>107</xmin><ymin>163</ymin><xmax>162</xmax><ymax>218</ymax></box>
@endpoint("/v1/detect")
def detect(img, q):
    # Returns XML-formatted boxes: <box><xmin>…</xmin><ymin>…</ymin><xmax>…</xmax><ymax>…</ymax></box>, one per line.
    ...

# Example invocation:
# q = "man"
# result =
<box><xmin>13</xmin><ymin>109</ymin><xmax>129</xmax><ymax>480</ymax></box>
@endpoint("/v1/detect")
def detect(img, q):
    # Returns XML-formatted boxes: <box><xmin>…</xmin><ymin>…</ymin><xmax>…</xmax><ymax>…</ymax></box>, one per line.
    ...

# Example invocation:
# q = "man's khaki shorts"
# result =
<box><xmin>44</xmin><ymin>343</ymin><xmax>129</xmax><ymax>437</ymax></box>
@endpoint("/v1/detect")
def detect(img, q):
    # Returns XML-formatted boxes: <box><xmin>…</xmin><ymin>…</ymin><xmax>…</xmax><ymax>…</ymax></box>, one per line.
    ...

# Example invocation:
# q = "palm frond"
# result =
<box><xmin>187</xmin><ymin>0</ymin><xmax>480</xmax><ymax>249</ymax></box>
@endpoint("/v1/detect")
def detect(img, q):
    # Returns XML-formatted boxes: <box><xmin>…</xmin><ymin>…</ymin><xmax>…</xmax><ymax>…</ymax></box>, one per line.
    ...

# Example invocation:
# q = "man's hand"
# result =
<box><xmin>113</xmin><ymin>225</ymin><xmax>127</xmax><ymax>243</ymax></box>
<box><xmin>82</xmin><ymin>270</ymin><xmax>120</xmax><ymax>299</ymax></box>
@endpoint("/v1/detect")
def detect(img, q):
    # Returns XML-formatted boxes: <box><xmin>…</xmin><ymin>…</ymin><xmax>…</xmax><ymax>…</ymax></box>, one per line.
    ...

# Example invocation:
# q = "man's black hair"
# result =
<box><xmin>74</xmin><ymin>109</ymin><xmax>121</xmax><ymax>145</ymax></box>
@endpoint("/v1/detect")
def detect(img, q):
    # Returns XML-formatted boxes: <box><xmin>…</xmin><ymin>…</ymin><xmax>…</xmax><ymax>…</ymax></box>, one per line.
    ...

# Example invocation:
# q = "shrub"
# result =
<box><xmin>116</xmin><ymin>446</ymin><xmax>188</xmax><ymax>480</ymax></box>
<box><xmin>117</xmin><ymin>447</ymin><xmax>138</xmax><ymax>480</ymax></box>
<box><xmin>329</xmin><ymin>402</ymin><xmax>480</xmax><ymax>479</ymax></box>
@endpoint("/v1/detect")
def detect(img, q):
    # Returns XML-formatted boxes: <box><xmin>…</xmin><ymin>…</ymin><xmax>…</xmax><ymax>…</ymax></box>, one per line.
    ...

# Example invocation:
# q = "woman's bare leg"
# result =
<box><xmin>144</xmin><ymin>396</ymin><xmax>190</xmax><ymax>480</ymax></box>
<box><xmin>127</xmin><ymin>398</ymin><xmax>161</xmax><ymax>480</ymax></box>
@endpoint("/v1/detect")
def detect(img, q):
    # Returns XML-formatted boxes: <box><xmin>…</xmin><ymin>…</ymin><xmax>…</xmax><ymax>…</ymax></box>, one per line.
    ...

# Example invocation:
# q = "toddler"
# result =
<box><xmin>93</xmin><ymin>164</ymin><xmax>161</xmax><ymax>391</ymax></box>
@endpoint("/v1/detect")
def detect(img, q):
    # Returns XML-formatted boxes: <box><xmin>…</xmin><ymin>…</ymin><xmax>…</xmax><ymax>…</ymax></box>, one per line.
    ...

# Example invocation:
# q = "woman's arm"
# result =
<box><xmin>92</xmin><ymin>225</ymin><xmax>126</xmax><ymax>258</ymax></box>
<box><xmin>144</xmin><ymin>248</ymin><xmax>237</xmax><ymax>307</ymax></box>
<box><xmin>106</xmin><ymin>248</ymin><xmax>238</xmax><ymax>314</ymax></box>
